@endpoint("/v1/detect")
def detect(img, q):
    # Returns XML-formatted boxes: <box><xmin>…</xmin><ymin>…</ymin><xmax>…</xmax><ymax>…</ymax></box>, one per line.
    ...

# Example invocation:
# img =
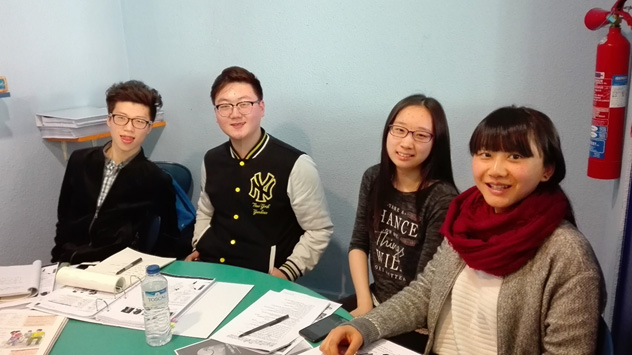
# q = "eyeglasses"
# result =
<box><xmin>214</xmin><ymin>100</ymin><xmax>260</xmax><ymax>117</ymax></box>
<box><xmin>389</xmin><ymin>125</ymin><xmax>434</xmax><ymax>143</ymax></box>
<box><xmin>109</xmin><ymin>114</ymin><xmax>152</xmax><ymax>129</ymax></box>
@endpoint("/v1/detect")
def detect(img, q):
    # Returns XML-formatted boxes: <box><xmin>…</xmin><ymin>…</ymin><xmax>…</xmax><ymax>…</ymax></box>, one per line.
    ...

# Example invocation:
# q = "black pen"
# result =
<box><xmin>115</xmin><ymin>257</ymin><xmax>143</xmax><ymax>275</ymax></box>
<box><xmin>238</xmin><ymin>314</ymin><xmax>290</xmax><ymax>337</ymax></box>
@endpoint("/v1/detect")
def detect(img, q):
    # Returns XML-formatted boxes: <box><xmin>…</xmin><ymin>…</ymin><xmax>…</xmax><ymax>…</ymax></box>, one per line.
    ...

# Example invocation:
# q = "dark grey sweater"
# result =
<box><xmin>349</xmin><ymin>165</ymin><xmax>457</xmax><ymax>303</ymax></box>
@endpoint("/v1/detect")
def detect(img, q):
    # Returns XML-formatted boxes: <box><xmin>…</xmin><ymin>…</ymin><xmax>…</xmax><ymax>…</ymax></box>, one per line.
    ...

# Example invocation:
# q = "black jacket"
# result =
<box><xmin>52</xmin><ymin>146</ymin><xmax>181</xmax><ymax>263</ymax></box>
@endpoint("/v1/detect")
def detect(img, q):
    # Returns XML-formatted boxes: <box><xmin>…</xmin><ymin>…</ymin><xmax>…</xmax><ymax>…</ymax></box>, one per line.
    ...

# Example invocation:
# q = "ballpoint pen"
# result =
<box><xmin>115</xmin><ymin>257</ymin><xmax>143</xmax><ymax>275</ymax></box>
<box><xmin>238</xmin><ymin>314</ymin><xmax>290</xmax><ymax>337</ymax></box>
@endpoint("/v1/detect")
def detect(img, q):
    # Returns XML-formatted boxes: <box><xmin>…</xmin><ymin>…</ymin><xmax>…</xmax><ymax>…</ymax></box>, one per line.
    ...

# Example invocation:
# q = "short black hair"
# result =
<box><xmin>105</xmin><ymin>80</ymin><xmax>163</xmax><ymax>121</ymax></box>
<box><xmin>210</xmin><ymin>66</ymin><xmax>263</xmax><ymax>104</ymax></box>
<box><xmin>469</xmin><ymin>106</ymin><xmax>566</xmax><ymax>191</ymax></box>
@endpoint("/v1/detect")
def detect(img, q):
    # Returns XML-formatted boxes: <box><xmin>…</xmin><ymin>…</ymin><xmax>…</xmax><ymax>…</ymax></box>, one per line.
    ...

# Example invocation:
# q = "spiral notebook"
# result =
<box><xmin>32</xmin><ymin>274</ymin><xmax>214</xmax><ymax>329</ymax></box>
<box><xmin>0</xmin><ymin>260</ymin><xmax>43</xmax><ymax>301</ymax></box>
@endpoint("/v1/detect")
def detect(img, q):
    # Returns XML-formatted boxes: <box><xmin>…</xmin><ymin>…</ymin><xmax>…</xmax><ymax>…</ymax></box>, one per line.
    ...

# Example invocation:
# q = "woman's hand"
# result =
<box><xmin>319</xmin><ymin>325</ymin><xmax>363</xmax><ymax>355</ymax></box>
<box><xmin>184</xmin><ymin>250</ymin><xmax>200</xmax><ymax>261</ymax></box>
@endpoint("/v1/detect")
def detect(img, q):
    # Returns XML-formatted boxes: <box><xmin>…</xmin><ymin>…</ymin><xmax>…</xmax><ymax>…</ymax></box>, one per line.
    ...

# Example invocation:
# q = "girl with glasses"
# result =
<box><xmin>324</xmin><ymin>107</ymin><xmax>606</xmax><ymax>355</ymax></box>
<box><xmin>339</xmin><ymin>94</ymin><xmax>458</xmax><ymax>352</ymax></box>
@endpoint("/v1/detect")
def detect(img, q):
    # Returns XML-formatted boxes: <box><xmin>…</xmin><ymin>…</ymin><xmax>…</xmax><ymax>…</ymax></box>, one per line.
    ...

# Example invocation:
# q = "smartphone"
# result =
<box><xmin>299</xmin><ymin>313</ymin><xmax>347</xmax><ymax>343</ymax></box>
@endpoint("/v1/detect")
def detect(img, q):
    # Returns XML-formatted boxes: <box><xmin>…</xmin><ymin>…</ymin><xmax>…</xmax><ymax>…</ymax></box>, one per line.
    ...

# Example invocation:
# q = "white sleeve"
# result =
<box><xmin>192</xmin><ymin>161</ymin><xmax>214</xmax><ymax>249</ymax></box>
<box><xmin>280</xmin><ymin>154</ymin><xmax>334</xmax><ymax>280</ymax></box>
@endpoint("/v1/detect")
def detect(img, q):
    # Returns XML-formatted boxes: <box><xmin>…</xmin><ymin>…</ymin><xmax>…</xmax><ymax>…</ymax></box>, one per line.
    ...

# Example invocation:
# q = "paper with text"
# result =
<box><xmin>88</xmin><ymin>247</ymin><xmax>175</xmax><ymax>289</ymax></box>
<box><xmin>32</xmin><ymin>274</ymin><xmax>213</xmax><ymax>330</ymax></box>
<box><xmin>0</xmin><ymin>260</ymin><xmax>42</xmax><ymax>301</ymax></box>
<box><xmin>211</xmin><ymin>290</ymin><xmax>330</xmax><ymax>352</ymax></box>
<box><xmin>96</xmin><ymin>275</ymin><xmax>213</xmax><ymax>329</ymax></box>
<box><xmin>0</xmin><ymin>308</ymin><xmax>67</xmax><ymax>355</ymax></box>
<box><xmin>300</xmin><ymin>338</ymin><xmax>422</xmax><ymax>355</ymax></box>
<box><xmin>174</xmin><ymin>281</ymin><xmax>253</xmax><ymax>338</ymax></box>
<box><xmin>279</xmin><ymin>290</ymin><xmax>341</xmax><ymax>322</ymax></box>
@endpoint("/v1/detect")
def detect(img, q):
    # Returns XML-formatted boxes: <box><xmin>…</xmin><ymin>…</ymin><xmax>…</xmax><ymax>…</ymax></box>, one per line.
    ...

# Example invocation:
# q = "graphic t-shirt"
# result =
<box><xmin>349</xmin><ymin>165</ymin><xmax>457</xmax><ymax>303</ymax></box>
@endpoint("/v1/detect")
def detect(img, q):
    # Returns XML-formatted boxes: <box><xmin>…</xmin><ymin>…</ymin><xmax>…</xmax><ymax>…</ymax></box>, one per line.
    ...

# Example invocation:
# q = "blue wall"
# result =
<box><xmin>0</xmin><ymin>0</ymin><xmax>629</xmax><ymax>325</ymax></box>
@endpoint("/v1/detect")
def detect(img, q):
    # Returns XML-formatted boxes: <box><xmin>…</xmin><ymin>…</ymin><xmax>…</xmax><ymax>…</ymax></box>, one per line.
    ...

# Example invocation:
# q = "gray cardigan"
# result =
<box><xmin>350</xmin><ymin>221</ymin><xmax>606</xmax><ymax>355</ymax></box>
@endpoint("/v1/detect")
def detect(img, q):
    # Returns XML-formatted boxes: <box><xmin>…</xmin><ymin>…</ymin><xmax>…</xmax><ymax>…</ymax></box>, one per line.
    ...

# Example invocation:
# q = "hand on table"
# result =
<box><xmin>319</xmin><ymin>325</ymin><xmax>363</xmax><ymax>355</ymax></box>
<box><xmin>270</xmin><ymin>267</ymin><xmax>288</xmax><ymax>280</ymax></box>
<box><xmin>184</xmin><ymin>250</ymin><xmax>199</xmax><ymax>261</ymax></box>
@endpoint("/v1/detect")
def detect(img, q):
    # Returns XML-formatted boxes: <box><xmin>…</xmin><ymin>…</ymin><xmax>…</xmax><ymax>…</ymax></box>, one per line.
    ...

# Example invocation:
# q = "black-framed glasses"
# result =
<box><xmin>214</xmin><ymin>100</ymin><xmax>260</xmax><ymax>117</ymax></box>
<box><xmin>389</xmin><ymin>124</ymin><xmax>434</xmax><ymax>143</ymax></box>
<box><xmin>109</xmin><ymin>114</ymin><xmax>152</xmax><ymax>129</ymax></box>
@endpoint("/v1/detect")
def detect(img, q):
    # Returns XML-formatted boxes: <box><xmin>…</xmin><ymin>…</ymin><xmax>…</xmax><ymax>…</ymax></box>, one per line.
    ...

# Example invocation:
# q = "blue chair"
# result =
<box><xmin>154</xmin><ymin>161</ymin><xmax>193</xmax><ymax>199</ymax></box>
<box><xmin>150</xmin><ymin>161</ymin><xmax>195</xmax><ymax>259</ymax></box>
<box><xmin>597</xmin><ymin>316</ymin><xmax>614</xmax><ymax>355</ymax></box>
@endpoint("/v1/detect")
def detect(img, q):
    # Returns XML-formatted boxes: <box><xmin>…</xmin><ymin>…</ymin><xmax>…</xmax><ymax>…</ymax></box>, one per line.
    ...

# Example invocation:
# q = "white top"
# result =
<box><xmin>433</xmin><ymin>265</ymin><xmax>502</xmax><ymax>355</ymax></box>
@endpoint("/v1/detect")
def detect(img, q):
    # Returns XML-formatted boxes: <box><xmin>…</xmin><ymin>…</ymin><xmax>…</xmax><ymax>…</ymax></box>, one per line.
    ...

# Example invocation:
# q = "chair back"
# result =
<box><xmin>140</xmin><ymin>215</ymin><xmax>161</xmax><ymax>254</ymax></box>
<box><xmin>597</xmin><ymin>316</ymin><xmax>614</xmax><ymax>355</ymax></box>
<box><xmin>154</xmin><ymin>161</ymin><xmax>193</xmax><ymax>198</ymax></box>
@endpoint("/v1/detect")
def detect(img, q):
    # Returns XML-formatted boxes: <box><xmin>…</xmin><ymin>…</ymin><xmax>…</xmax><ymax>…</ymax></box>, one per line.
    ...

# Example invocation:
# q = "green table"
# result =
<box><xmin>50</xmin><ymin>261</ymin><xmax>349</xmax><ymax>354</ymax></box>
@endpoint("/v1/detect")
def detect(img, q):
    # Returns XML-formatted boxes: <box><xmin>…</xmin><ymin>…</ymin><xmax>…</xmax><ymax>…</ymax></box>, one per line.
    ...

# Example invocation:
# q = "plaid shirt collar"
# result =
<box><xmin>96</xmin><ymin>142</ymin><xmax>139</xmax><ymax>208</ymax></box>
<box><xmin>102</xmin><ymin>141</ymin><xmax>139</xmax><ymax>168</ymax></box>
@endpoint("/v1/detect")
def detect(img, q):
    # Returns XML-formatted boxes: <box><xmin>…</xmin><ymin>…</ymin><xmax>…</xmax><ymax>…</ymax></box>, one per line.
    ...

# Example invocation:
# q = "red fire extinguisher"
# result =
<box><xmin>585</xmin><ymin>1</ymin><xmax>632</xmax><ymax>179</ymax></box>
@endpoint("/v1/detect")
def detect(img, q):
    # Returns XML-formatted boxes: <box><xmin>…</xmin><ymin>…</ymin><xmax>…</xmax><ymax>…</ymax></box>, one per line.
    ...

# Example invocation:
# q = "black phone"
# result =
<box><xmin>299</xmin><ymin>313</ymin><xmax>347</xmax><ymax>343</ymax></box>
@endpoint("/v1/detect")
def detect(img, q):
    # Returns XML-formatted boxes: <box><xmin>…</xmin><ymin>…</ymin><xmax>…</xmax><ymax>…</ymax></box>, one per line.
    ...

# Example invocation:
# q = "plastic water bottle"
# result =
<box><xmin>141</xmin><ymin>264</ymin><xmax>172</xmax><ymax>346</ymax></box>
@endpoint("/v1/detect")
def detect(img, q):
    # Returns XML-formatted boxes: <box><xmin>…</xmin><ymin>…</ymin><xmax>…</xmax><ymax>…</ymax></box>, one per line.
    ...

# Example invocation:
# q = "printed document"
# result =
<box><xmin>211</xmin><ymin>290</ymin><xmax>330</xmax><ymax>352</ymax></box>
<box><xmin>32</xmin><ymin>274</ymin><xmax>213</xmax><ymax>329</ymax></box>
<box><xmin>0</xmin><ymin>308</ymin><xmax>67</xmax><ymax>355</ymax></box>
<box><xmin>0</xmin><ymin>260</ymin><xmax>42</xmax><ymax>301</ymax></box>
<box><xmin>300</xmin><ymin>338</ymin><xmax>422</xmax><ymax>355</ymax></box>
<box><xmin>87</xmin><ymin>247</ymin><xmax>176</xmax><ymax>289</ymax></box>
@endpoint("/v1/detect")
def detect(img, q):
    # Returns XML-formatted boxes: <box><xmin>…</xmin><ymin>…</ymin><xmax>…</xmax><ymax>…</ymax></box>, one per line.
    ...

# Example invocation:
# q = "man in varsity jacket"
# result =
<box><xmin>185</xmin><ymin>66</ymin><xmax>333</xmax><ymax>281</ymax></box>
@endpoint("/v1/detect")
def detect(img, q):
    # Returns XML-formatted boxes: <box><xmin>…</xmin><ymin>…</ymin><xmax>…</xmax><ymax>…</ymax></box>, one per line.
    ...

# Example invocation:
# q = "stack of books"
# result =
<box><xmin>35</xmin><ymin>106</ymin><xmax>109</xmax><ymax>139</ymax></box>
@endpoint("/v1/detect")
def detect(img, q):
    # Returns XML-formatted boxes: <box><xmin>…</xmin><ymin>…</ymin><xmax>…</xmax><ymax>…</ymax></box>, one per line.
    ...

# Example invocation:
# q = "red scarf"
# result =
<box><xmin>440</xmin><ymin>186</ymin><xmax>569</xmax><ymax>277</ymax></box>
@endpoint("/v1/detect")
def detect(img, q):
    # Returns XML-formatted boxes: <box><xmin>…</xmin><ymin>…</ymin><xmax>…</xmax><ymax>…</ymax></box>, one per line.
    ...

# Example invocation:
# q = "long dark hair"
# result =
<box><xmin>469</xmin><ymin>106</ymin><xmax>575</xmax><ymax>224</ymax></box>
<box><xmin>369</xmin><ymin>94</ymin><xmax>456</xmax><ymax>233</ymax></box>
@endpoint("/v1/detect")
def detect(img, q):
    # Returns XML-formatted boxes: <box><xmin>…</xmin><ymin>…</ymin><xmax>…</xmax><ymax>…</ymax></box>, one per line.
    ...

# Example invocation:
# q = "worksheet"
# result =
<box><xmin>0</xmin><ymin>260</ymin><xmax>41</xmax><ymax>300</ymax></box>
<box><xmin>300</xmin><ymin>338</ymin><xmax>422</xmax><ymax>355</ymax></box>
<box><xmin>211</xmin><ymin>290</ymin><xmax>330</xmax><ymax>353</ymax></box>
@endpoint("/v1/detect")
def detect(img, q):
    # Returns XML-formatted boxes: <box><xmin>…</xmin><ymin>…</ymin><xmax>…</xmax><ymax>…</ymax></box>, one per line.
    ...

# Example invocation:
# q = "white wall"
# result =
<box><xmin>0</xmin><ymin>0</ymin><xmax>130</xmax><ymax>264</ymax></box>
<box><xmin>0</xmin><ymin>0</ymin><xmax>627</xmax><ymax>324</ymax></box>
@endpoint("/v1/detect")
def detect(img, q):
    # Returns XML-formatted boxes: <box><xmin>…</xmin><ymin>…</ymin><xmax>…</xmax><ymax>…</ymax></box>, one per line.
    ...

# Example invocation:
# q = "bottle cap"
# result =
<box><xmin>146</xmin><ymin>264</ymin><xmax>160</xmax><ymax>274</ymax></box>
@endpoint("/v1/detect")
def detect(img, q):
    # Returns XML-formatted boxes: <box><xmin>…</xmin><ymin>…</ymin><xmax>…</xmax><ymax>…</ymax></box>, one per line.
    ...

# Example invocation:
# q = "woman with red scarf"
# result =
<box><xmin>321</xmin><ymin>107</ymin><xmax>606</xmax><ymax>355</ymax></box>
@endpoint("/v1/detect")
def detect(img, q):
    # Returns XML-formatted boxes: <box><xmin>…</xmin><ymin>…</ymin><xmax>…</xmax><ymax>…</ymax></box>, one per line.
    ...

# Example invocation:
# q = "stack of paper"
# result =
<box><xmin>32</xmin><ymin>248</ymin><xmax>178</xmax><ymax>319</ymax></box>
<box><xmin>86</xmin><ymin>247</ymin><xmax>176</xmax><ymax>290</ymax></box>
<box><xmin>300</xmin><ymin>338</ymin><xmax>422</xmax><ymax>355</ymax></box>
<box><xmin>0</xmin><ymin>264</ymin><xmax>58</xmax><ymax>312</ymax></box>
<box><xmin>35</xmin><ymin>107</ymin><xmax>165</xmax><ymax>139</ymax></box>
<box><xmin>211</xmin><ymin>290</ymin><xmax>337</xmax><ymax>353</ymax></box>
<box><xmin>0</xmin><ymin>261</ymin><xmax>43</xmax><ymax>301</ymax></box>
<box><xmin>33</xmin><ymin>273</ymin><xmax>214</xmax><ymax>329</ymax></box>
<box><xmin>29</xmin><ymin>248</ymin><xmax>252</xmax><ymax>339</ymax></box>
<box><xmin>35</xmin><ymin>107</ymin><xmax>109</xmax><ymax>139</ymax></box>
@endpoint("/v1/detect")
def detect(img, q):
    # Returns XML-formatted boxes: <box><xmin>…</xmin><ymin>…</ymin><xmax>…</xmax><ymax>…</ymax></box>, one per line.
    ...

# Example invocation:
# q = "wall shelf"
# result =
<box><xmin>45</xmin><ymin>121</ymin><xmax>166</xmax><ymax>160</ymax></box>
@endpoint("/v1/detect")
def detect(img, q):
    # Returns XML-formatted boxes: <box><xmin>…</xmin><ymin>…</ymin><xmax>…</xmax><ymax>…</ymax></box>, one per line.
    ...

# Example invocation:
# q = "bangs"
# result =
<box><xmin>469</xmin><ymin>108</ymin><xmax>537</xmax><ymax>157</ymax></box>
